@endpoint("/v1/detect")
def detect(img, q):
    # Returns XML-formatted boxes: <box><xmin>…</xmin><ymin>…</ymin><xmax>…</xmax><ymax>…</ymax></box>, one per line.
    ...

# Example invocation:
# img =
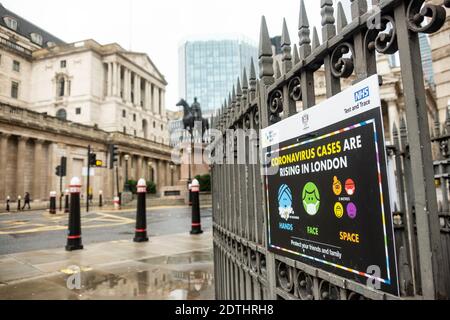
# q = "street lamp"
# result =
<box><xmin>124</xmin><ymin>154</ymin><xmax>131</xmax><ymax>192</ymax></box>
<box><xmin>188</xmin><ymin>145</ymin><xmax>192</xmax><ymax>183</ymax></box>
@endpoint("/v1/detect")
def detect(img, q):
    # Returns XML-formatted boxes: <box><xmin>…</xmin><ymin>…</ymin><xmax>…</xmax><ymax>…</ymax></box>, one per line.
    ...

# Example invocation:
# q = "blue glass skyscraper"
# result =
<box><xmin>178</xmin><ymin>36</ymin><xmax>258</xmax><ymax>116</ymax></box>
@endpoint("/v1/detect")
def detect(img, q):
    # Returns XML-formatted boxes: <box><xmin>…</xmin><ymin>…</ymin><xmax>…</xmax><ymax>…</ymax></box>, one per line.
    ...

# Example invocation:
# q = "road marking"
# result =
<box><xmin>0</xmin><ymin>212</ymin><xmax>135</xmax><ymax>235</ymax></box>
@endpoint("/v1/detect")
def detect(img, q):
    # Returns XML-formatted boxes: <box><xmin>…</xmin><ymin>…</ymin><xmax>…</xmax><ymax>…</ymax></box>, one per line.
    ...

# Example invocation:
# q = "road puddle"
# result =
<box><xmin>44</xmin><ymin>250</ymin><xmax>215</xmax><ymax>300</ymax></box>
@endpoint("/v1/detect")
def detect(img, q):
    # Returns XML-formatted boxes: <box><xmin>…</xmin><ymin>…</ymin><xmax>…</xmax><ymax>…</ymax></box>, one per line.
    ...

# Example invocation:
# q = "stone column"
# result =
<box><xmin>136</xmin><ymin>156</ymin><xmax>143</xmax><ymax>180</ymax></box>
<box><xmin>117</xmin><ymin>63</ymin><xmax>122</xmax><ymax>98</ymax></box>
<box><xmin>123</xmin><ymin>69</ymin><xmax>128</xmax><ymax>102</ymax></box>
<box><xmin>107</xmin><ymin>63</ymin><xmax>112</xmax><ymax>97</ymax></box>
<box><xmin>112</xmin><ymin>63</ymin><xmax>117</xmax><ymax>96</ymax></box>
<box><xmin>0</xmin><ymin>133</ymin><xmax>10</xmax><ymax>201</ymax></box>
<box><xmin>153</xmin><ymin>86</ymin><xmax>159</xmax><ymax>115</ymax></box>
<box><xmin>157</xmin><ymin>160</ymin><xmax>166</xmax><ymax>191</ymax></box>
<box><xmin>134</xmin><ymin>73</ymin><xmax>141</xmax><ymax>106</ymax></box>
<box><xmin>147</xmin><ymin>159</ymin><xmax>154</xmax><ymax>183</ymax></box>
<box><xmin>166</xmin><ymin>162</ymin><xmax>172</xmax><ymax>187</ymax></box>
<box><xmin>16</xmin><ymin>136</ymin><xmax>27</xmax><ymax>198</ymax></box>
<box><xmin>387</xmin><ymin>100</ymin><xmax>400</xmax><ymax>143</ymax></box>
<box><xmin>144</xmin><ymin>81</ymin><xmax>149</xmax><ymax>110</ymax></box>
<box><xmin>33</xmin><ymin>139</ymin><xmax>44</xmax><ymax>201</ymax></box>
<box><xmin>149</xmin><ymin>83</ymin><xmax>154</xmax><ymax>112</ymax></box>
<box><xmin>161</xmin><ymin>89</ymin><xmax>166</xmax><ymax>117</ymax></box>
<box><xmin>174</xmin><ymin>165</ymin><xmax>181</xmax><ymax>186</ymax></box>
<box><xmin>47</xmin><ymin>142</ymin><xmax>56</xmax><ymax>196</ymax></box>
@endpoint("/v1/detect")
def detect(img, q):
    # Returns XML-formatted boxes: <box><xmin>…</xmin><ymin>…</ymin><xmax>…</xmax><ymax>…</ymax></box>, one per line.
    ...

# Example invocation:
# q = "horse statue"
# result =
<box><xmin>176</xmin><ymin>98</ymin><xmax>209</xmax><ymax>139</ymax></box>
<box><xmin>176</xmin><ymin>99</ymin><xmax>194</xmax><ymax>132</ymax></box>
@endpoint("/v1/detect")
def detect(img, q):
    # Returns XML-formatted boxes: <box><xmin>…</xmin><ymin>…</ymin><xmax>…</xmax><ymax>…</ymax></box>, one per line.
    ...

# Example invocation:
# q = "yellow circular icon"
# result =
<box><xmin>333</xmin><ymin>176</ymin><xmax>342</xmax><ymax>196</ymax></box>
<box><xmin>334</xmin><ymin>202</ymin><xmax>344</xmax><ymax>219</ymax></box>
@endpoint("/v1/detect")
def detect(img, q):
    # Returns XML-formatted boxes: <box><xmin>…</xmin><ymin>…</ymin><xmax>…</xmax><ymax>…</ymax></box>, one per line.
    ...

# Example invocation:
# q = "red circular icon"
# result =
<box><xmin>345</xmin><ymin>179</ymin><xmax>356</xmax><ymax>196</ymax></box>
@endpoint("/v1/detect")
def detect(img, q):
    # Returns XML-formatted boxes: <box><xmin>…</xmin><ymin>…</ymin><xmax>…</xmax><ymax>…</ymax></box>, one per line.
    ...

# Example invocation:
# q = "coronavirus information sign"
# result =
<box><xmin>261</xmin><ymin>75</ymin><xmax>399</xmax><ymax>296</ymax></box>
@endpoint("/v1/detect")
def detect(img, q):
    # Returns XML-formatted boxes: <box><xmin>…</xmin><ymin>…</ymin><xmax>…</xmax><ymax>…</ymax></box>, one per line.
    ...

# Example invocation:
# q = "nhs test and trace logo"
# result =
<box><xmin>354</xmin><ymin>86</ymin><xmax>370</xmax><ymax>102</ymax></box>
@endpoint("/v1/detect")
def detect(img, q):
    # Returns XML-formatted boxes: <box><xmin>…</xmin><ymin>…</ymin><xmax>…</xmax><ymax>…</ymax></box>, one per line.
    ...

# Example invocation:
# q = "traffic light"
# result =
<box><xmin>55</xmin><ymin>165</ymin><xmax>61</xmax><ymax>177</ymax></box>
<box><xmin>95</xmin><ymin>160</ymin><xmax>103</xmax><ymax>167</ymax></box>
<box><xmin>60</xmin><ymin>157</ymin><xmax>67</xmax><ymax>177</ymax></box>
<box><xmin>88</xmin><ymin>152</ymin><xmax>97</xmax><ymax>166</ymax></box>
<box><xmin>109</xmin><ymin>144</ymin><xmax>119</xmax><ymax>169</ymax></box>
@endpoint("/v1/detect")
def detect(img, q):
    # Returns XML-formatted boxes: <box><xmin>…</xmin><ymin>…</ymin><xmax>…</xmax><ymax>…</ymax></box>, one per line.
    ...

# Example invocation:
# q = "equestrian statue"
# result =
<box><xmin>176</xmin><ymin>97</ymin><xmax>209</xmax><ymax>138</ymax></box>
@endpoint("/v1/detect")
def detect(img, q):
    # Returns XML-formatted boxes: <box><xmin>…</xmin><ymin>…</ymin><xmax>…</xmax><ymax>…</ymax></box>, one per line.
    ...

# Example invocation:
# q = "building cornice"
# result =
<box><xmin>0</xmin><ymin>103</ymin><xmax>173</xmax><ymax>158</ymax></box>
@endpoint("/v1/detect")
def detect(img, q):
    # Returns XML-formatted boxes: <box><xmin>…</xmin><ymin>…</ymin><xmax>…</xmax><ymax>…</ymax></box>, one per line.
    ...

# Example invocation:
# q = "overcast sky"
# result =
<box><xmin>1</xmin><ymin>0</ymin><xmax>352</xmax><ymax>111</ymax></box>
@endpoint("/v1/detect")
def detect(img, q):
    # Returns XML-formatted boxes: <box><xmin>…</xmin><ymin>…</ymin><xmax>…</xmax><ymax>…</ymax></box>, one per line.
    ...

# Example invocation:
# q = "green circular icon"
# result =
<box><xmin>302</xmin><ymin>182</ymin><xmax>320</xmax><ymax>216</ymax></box>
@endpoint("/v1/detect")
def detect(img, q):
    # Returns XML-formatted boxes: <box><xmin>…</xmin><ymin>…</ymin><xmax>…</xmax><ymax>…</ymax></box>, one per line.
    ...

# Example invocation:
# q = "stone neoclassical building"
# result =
<box><xmin>0</xmin><ymin>103</ymin><xmax>179</xmax><ymax>203</ymax></box>
<box><xmin>428</xmin><ymin>0</ymin><xmax>450</xmax><ymax>125</ymax></box>
<box><xmin>0</xmin><ymin>3</ymin><xmax>179</xmax><ymax>204</ymax></box>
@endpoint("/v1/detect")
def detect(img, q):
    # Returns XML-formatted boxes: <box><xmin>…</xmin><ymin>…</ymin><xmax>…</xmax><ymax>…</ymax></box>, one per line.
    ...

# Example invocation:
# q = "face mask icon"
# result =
<box><xmin>302</xmin><ymin>182</ymin><xmax>320</xmax><ymax>216</ymax></box>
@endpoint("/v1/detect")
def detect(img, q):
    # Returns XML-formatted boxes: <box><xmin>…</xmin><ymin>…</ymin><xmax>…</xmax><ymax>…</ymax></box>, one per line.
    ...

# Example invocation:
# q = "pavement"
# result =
<box><xmin>0</xmin><ymin>206</ymin><xmax>212</xmax><ymax>254</ymax></box>
<box><xmin>0</xmin><ymin>231</ymin><xmax>214</xmax><ymax>300</ymax></box>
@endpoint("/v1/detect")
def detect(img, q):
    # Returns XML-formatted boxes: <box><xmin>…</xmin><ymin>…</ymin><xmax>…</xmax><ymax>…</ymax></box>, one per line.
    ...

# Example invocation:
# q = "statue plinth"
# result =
<box><xmin>180</xmin><ymin>143</ymin><xmax>210</xmax><ymax>183</ymax></box>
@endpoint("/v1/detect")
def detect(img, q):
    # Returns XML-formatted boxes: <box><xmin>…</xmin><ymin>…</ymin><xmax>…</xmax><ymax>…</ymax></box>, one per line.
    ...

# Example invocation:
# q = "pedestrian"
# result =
<box><xmin>6</xmin><ymin>196</ymin><xmax>10</xmax><ymax>212</ymax></box>
<box><xmin>22</xmin><ymin>192</ymin><xmax>31</xmax><ymax>210</ymax></box>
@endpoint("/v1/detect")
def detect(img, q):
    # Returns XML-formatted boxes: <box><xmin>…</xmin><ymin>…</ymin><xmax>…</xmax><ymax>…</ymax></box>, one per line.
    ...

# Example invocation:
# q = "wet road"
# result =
<box><xmin>0</xmin><ymin>207</ymin><xmax>212</xmax><ymax>254</ymax></box>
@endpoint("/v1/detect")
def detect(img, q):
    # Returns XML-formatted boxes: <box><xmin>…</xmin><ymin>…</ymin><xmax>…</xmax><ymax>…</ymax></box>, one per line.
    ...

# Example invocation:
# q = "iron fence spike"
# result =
<box><xmin>299</xmin><ymin>0</ymin><xmax>310</xmax><ymax>29</ymax></box>
<box><xmin>250</xmin><ymin>57</ymin><xmax>257</xmax><ymax>80</ymax></box>
<box><xmin>312</xmin><ymin>27</ymin><xmax>320</xmax><ymax>50</ymax></box>
<box><xmin>259</xmin><ymin>16</ymin><xmax>273</xmax><ymax>58</ymax></box>
<box><xmin>281</xmin><ymin>18</ymin><xmax>291</xmax><ymax>46</ymax></box>
<box><xmin>242</xmin><ymin>68</ymin><xmax>249</xmax><ymax>90</ymax></box>
<box><xmin>293</xmin><ymin>44</ymin><xmax>300</xmax><ymax>64</ymax></box>
<box><xmin>336</xmin><ymin>1</ymin><xmax>348</xmax><ymax>33</ymax></box>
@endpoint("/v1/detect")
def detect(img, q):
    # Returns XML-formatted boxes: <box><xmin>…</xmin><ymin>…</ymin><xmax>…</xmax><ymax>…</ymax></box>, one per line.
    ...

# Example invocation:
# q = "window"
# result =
<box><xmin>47</xmin><ymin>41</ymin><xmax>56</xmax><ymax>48</ymax></box>
<box><xmin>56</xmin><ymin>109</ymin><xmax>67</xmax><ymax>121</ymax></box>
<box><xmin>153</xmin><ymin>121</ymin><xmax>156</xmax><ymax>128</ymax></box>
<box><xmin>133</xmin><ymin>114</ymin><xmax>136</xmax><ymax>122</ymax></box>
<box><xmin>122</xmin><ymin>110</ymin><xmax>126</xmax><ymax>118</ymax></box>
<box><xmin>161</xmin><ymin>124</ymin><xmax>164</xmax><ymax>131</ymax></box>
<box><xmin>123</xmin><ymin>127</ymin><xmax>126</xmax><ymax>134</ymax></box>
<box><xmin>57</xmin><ymin>77</ymin><xmax>65</xmax><ymax>97</ymax></box>
<box><xmin>11</xmin><ymin>81</ymin><xmax>19</xmax><ymax>99</ymax></box>
<box><xmin>30</xmin><ymin>33</ymin><xmax>43</xmax><ymax>46</ymax></box>
<box><xmin>61</xmin><ymin>60</ymin><xmax>66</xmax><ymax>68</ymax></box>
<box><xmin>134</xmin><ymin>130</ymin><xmax>137</xmax><ymax>136</ymax></box>
<box><xmin>75</xmin><ymin>107</ymin><xmax>81</xmax><ymax>115</ymax></box>
<box><xmin>3</xmin><ymin>17</ymin><xmax>17</xmax><ymax>30</ymax></box>
<box><xmin>13</xmin><ymin>60</ymin><xmax>20</xmax><ymax>72</ymax></box>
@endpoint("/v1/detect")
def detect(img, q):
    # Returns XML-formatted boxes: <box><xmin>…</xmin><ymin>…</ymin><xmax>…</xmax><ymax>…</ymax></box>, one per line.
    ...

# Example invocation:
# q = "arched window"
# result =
<box><xmin>56</xmin><ymin>109</ymin><xmax>67</xmax><ymax>121</ymax></box>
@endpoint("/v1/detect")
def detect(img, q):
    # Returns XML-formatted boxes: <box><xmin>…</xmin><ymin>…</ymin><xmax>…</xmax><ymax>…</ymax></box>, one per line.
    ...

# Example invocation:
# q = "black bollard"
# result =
<box><xmin>190</xmin><ymin>179</ymin><xmax>203</xmax><ymax>235</ymax></box>
<box><xmin>6</xmin><ymin>196</ymin><xmax>10</xmax><ymax>212</ymax></box>
<box><xmin>66</xmin><ymin>177</ymin><xmax>83</xmax><ymax>251</ymax></box>
<box><xmin>64</xmin><ymin>190</ymin><xmax>69</xmax><ymax>213</ymax></box>
<box><xmin>134</xmin><ymin>179</ymin><xmax>149</xmax><ymax>242</ymax></box>
<box><xmin>17</xmin><ymin>196</ymin><xmax>21</xmax><ymax>212</ymax></box>
<box><xmin>188</xmin><ymin>183</ymin><xmax>192</xmax><ymax>206</ymax></box>
<box><xmin>99</xmin><ymin>190</ymin><xmax>103</xmax><ymax>208</ymax></box>
<box><xmin>49</xmin><ymin>191</ymin><xmax>56</xmax><ymax>214</ymax></box>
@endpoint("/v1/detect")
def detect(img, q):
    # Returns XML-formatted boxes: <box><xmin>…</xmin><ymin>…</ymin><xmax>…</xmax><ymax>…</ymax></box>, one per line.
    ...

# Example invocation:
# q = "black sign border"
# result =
<box><xmin>263</xmin><ymin>108</ymin><xmax>399</xmax><ymax>296</ymax></box>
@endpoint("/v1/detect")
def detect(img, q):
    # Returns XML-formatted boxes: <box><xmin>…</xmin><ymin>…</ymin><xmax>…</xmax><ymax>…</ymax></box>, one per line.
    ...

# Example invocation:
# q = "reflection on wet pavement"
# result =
<box><xmin>0</xmin><ymin>247</ymin><xmax>215</xmax><ymax>300</ymax></box>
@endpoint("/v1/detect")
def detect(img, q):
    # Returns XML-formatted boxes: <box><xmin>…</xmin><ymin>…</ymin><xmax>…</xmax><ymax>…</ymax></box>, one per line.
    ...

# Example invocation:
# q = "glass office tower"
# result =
<box><xmin>178</xmin><ymin>36</ymin><xmax>258</xmax><ymax>116</ymax></box>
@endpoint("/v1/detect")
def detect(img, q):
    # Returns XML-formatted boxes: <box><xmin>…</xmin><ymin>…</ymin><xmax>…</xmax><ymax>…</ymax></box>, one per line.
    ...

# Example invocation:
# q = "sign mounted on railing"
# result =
<box><xmin>262</xmin><ymin>75</ymin><xmax>399</xmax><ymax>296</ymax></box>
